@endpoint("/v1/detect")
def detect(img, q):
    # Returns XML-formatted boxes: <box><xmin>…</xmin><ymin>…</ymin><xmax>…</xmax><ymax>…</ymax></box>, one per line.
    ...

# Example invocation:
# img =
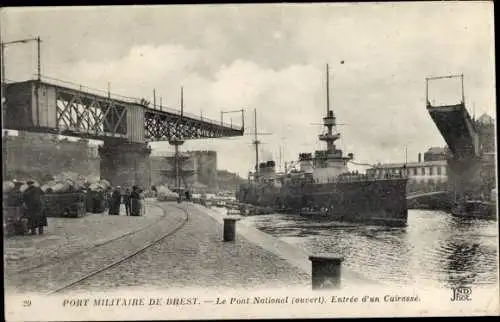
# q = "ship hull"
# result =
<box><xmin>238</xmin><ymin>178</ymin><xmax>408</xmax><ymax>227</ymax></box>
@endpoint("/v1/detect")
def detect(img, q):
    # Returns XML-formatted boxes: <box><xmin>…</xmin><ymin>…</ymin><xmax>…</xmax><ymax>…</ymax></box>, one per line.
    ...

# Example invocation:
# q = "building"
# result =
<box><xmin>367</xmin><ymin>158</ymin><xmax>448</xmax><ymax>194</ymax></box>
<box><xmin>424</xmin><ymin>147</ymin><xmax>450</xmax><ymax>162</ymax></box>
<box><xmin>149</xmin><ymin>150</ymin><xmax>218</xmax><ymax>191</ymax></box>
<box><xmin>475</xmin><ymin>113</ymin><xmax>495</xmax><ymax>154</ymax></box>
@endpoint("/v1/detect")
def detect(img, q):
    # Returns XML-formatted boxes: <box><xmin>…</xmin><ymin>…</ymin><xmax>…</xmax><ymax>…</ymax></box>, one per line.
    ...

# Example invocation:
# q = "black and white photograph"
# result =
<box><xmin>2</xmin><ymin>2</ymin><xmax>498</xmax><ymax>320</ymax></box>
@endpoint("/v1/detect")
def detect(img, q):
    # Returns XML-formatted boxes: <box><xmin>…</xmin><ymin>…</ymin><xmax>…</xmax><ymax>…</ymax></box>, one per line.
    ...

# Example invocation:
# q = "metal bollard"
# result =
<box><xmin>223</xmin><ymin>217</ymin><xmax>240</xmax><ymax>242</ymax></box>
<box><xmin>309</xmin><ymin>255</ymin><xmax>344</xmax><ymax>290</ymax></box>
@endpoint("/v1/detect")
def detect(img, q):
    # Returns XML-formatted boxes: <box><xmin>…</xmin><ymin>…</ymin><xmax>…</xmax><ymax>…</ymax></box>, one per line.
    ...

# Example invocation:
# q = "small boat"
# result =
<box><xmin>238</xmin><ymin>203</ymin><xmax>274</xmax><ymax>216</ymax></box>
<box><xmin>451</xmin><ymin>200</ymin><xmax>497</xmax><ymax>220</ymax></box>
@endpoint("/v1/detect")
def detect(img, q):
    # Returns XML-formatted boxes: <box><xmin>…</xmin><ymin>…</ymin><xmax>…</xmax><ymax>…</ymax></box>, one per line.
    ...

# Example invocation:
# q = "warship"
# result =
<box><xmin>237</xmin><ymin>64</ymin><xmax>408</xmax><ymax>226</ymax></box>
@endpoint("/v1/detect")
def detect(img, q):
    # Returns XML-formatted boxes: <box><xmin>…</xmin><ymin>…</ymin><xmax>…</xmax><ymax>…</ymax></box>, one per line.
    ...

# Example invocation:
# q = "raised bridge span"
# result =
<box><xmin>426</xmin><ymin>75</ymin><xmax>480</xmax><ymax>160</ymax></box>
<box><xmin>425</xmin><ymin>75</ymin><xmax>496</xmax><ymax>204</ymax></box>
<box><xmin>3</xmin><ymin>79</ymin><xmax>244</xmax><ymax>188</ymax></box>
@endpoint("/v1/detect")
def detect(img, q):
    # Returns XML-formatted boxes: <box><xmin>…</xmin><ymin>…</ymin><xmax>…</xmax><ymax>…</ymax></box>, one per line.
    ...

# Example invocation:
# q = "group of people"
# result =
<box><xmin>106</xmin><ymin>185</ymin><xmax>143</xmax><ymax>216</ymax></box>
<box><xmin>4</xmin><ymin>180</ymin><xmax>146</xmax><ymax>237</ymax></box>
<box><xmin>5</xmin><ymin>180</ymin><xmax>47</xmax><ymax>235</ymax></box>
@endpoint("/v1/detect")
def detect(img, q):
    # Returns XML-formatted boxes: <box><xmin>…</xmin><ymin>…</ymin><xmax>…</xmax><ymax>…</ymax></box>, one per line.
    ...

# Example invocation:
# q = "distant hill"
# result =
<box><xmin>216</xmin><ymin>170</ymin><xmax>246</xmax><ymax>191</ymax></box>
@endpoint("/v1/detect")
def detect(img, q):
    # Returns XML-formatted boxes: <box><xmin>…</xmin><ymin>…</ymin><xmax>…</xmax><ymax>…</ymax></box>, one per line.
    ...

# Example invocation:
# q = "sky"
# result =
<box><xmin>1</xmin><ymin>3</ymin><xmax>496</xmax><ymax>178</ymax></box>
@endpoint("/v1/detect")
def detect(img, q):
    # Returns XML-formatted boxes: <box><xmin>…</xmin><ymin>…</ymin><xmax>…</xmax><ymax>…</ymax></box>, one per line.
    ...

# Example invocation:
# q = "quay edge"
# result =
<box><xmin>192</xmin><ymin>203</ymin><xmax>381</xmax><ymax>287</ymax></box>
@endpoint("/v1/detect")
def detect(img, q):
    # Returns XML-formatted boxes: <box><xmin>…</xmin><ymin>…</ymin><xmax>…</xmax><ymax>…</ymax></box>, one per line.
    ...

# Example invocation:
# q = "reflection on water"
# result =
<box><xmin>239</xmin><ymin>209</ymin><xmax>498</xmax><ymax>288</ymax></box>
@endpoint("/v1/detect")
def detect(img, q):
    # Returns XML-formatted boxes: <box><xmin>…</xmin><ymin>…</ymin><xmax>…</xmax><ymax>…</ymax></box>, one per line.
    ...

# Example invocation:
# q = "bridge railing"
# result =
<box><xmin>14</xmin><ymin>75</ymin><xmax>242</xmax><ymax>131</ymax></box>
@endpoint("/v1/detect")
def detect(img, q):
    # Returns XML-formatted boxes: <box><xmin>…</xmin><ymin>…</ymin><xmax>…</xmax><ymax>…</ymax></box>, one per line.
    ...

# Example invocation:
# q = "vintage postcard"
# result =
<box><xmin>2</xmin><ymin>2</ymin><xmax>498</xmax><ymax>320</ymax></box>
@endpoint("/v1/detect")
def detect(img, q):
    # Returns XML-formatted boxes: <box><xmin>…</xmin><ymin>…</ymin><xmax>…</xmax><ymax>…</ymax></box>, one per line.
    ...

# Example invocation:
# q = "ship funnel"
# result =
<box><xmin>266</xmin><ymin>160</ymin><xmax>276</xmax><ymax>173</ymax></box>
<box><xmin>299</xmin><ymin>153</ymin><xmax>314</xmax><ymax>174</ymax></box>
<box><xmin>257</xmin><ymin>160</ymin><xmax>276</xmax><ymax>180</ymax></box>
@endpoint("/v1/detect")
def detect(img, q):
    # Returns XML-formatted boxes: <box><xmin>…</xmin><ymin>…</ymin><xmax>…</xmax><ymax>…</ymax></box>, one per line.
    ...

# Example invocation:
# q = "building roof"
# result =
<box><xmin>425</xmin><ymin>147</ymin><xmax>448</xmax><ymax>154</ymax></box>
<box><xmin>369</xmin><ymin>160</ymin><xmax>447</xmax><ymax>169</ymax></box>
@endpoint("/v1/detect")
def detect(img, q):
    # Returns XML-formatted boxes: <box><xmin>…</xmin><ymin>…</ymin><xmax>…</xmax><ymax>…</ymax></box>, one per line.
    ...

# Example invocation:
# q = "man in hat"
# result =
<box><xmin>130</xmin><ymin>185</ymin><xmax>141</xmax><ymax>216</ymax></box>
<box><xmin>6</xmin><ymin>180</ymin><xmax>27</xmax><ymax>235</ymax></box>
<box><xmin>109</xmin><ymin>186</ymin><xmax>122</xmax><ymax>215</ymax></box>
<box><xmin>22</xmin><ymin>180</ymin><xmax>47</xmax><ymax>235</ymax></box>
<box><xmin>122</xmin><ymin>187</ymin><xmax>131</xmax><ymax>216</ymax></box>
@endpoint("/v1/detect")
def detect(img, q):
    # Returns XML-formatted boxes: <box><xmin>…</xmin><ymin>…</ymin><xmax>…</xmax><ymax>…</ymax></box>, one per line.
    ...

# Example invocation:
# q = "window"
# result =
<box><xmin>413</xmin><ymin>168</ymin><xmax>418</xmax><ymax>176</ymax></box>
<box><xmin>437</xmin><ymin>166</ymin><xmax>441</xmax><ymax>175</ymax></box>
<box><xmin>429</xmin><ymin>167</ymin><xmax>434</xmax><ymax>176</ymax></box>
<box><xmin>421</xmin><ymin>167</ymin><xmax>426</xmax><ymax>175</ymax></box>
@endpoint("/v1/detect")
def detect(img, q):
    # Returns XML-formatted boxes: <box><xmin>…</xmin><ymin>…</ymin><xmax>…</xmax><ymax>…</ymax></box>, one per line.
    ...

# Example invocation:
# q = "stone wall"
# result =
<box><xmin>3</xmin><ymin>131</ymin><xmax>100</xmax><ymax>181</ymax></box>
<box><xmin>217</xmin><ymin>169</ymin><xmax>246</xmax><ymax>191</ymax></box>
<box><xmin>149</xmin><ymin>154</ymin><xmax>197</xmax><ymax>188</ymax></box>
<box><xmin>149</xmin><ymin>150</ymin><xmax>218</xmax><ymax>190</ymax></box>
<box><xmin>190</xmin><ymin>150</ymin><xmax>218</xmax><ymax>190</ymax></box>
<box><xmin>447</xmin><ymin>156</ymin><xmax>496</xmax><ymax>202</ymax></box>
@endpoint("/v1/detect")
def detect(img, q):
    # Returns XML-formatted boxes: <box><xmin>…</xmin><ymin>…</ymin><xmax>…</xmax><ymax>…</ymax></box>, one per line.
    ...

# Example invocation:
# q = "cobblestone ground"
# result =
<box><xmin>71</xmin><ymin>202</ymin><xmax>310</xmax><ymax>291</ymax></box>
<box><xmin>4</xmin><ymin>203</ymin><xmax>164</xmax><ymax>275</ymax></box>
<box><xmin>4</xmin><ymin>203</ymin><xmax>187</xmax><ymax>294</ymax></box>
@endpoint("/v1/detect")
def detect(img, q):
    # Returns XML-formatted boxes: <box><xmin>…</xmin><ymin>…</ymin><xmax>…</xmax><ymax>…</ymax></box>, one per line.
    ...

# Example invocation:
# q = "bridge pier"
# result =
<box><xmin>99</xmin><ymin>141</ymin><xmax>151</xmax><ymax>189</ymax></box>
<box><xmin>447</xmin><ymin>156</ymin><xmax>495</xmax><ymax>202</ymax></box>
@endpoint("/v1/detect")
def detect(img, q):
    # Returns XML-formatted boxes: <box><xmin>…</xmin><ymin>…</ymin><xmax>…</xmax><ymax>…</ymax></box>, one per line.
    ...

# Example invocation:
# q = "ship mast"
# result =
<box><xmin>252</xmin><ymin>108</ymin><xmax>261</xmax><ymax>179</ymax></box>
<box><xmin>319</xmin><ymin>63</ymin><xmax>341</xmax><ymax>154</ymax></box>
<box><xmin>326</xmin><ymin>63</ymin><xmax>330</xmax><ymax>115</ymax></box>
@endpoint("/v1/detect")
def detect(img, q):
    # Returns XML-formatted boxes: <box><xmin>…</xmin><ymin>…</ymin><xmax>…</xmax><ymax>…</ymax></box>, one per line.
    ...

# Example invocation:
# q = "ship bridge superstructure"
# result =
<box><xmin>311</xmin><ymin>64</ymin><xmax>353</xmax><ymax>183</ymax></box>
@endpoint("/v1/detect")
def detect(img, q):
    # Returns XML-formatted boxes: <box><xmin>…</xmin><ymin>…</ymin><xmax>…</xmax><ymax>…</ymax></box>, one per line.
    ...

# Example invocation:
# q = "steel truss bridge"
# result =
<box><xmin>3</xmin><ymin>79</ymin><xmax>244</xmax><ymax>142</ymax></box>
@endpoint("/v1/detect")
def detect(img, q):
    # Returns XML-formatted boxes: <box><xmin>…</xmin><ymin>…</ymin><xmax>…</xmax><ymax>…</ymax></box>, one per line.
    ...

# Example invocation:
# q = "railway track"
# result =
<box><xmin>48</xmin><ymin>203</ymin><xmax>190</xmax><ymax>294</ymax></box>
<box><xmin>13</xmin><ymin>201</ymin><xmax>168</xmax><ymax>275</ymax></box>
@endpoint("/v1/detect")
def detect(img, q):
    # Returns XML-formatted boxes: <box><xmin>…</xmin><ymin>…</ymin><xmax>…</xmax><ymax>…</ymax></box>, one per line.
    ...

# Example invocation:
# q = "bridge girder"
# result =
<box><xmin>55</xmin><ymin>88</ymin><xmax>128</xmax><ymax>138</ymax></box>
<box><xmin>144</xmin><ymin>110</ymin><xmax>243</xmax><ymax>141</ymax></box>
<box><xmin>427</xmin><ymin>103</ymin><xmax>479</xmax><ymax>159</ymax></box>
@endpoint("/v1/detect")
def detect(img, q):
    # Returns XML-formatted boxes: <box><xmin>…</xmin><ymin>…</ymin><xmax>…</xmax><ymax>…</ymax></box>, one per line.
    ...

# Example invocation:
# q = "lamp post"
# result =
<box><xmin>1</xmin><ymin>36</ymin><xmax>41</xmax><ymax>86</ymax></box>
<box><xmin>1</xmin><ymin>36</ymin><xmax>42</xmax><ymax>179</ymax></box>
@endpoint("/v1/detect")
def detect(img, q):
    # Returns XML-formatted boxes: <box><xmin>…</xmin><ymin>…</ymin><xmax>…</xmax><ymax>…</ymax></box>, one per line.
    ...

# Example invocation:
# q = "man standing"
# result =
<box><xmin>123</xmin><ymin>187</ymin><xmax>131</xmax><ymax>216</ymax></box>
<box><xmin>6</xmin><ymin>181</ymin><xmax>27</xmax><ymax>235</ymax></box>
<box><xmin>109</xmin><ymin>186</ymin><xmax>121</xmax><ymax>215</ymax></box>
<box><xmin>105</xmin><ymin>187</ymin><xmax>113</xmax><ymax>212</ymax></box>
<box><xmin>22</xmin><ymin>180</ymin><xmax>47</xmax><ymax>235</ymax></box>
<box><xmin>130</xmin><ymin>186</ymin><xmax>141</xmax><ymax>216</ymax></box>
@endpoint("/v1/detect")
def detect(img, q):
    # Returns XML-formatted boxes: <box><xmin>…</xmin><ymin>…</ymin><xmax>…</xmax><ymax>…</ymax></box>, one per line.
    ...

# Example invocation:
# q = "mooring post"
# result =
<box><xmin>309</xmin><ymin>255</ymin><xmax>344</xmax><ymax>290</ymax></box>
<box><xmin>223</xmin><ymin>217</ymin><xmax>240</xmax><ymax>242</ymax></box>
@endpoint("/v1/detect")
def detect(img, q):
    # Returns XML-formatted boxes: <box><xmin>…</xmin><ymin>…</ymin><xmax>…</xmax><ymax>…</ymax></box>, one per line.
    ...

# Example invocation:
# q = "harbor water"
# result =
<box><xmin>232</xmin><ymin>209</ymin><xmax>498</xmax><ymax>288</ymax></box>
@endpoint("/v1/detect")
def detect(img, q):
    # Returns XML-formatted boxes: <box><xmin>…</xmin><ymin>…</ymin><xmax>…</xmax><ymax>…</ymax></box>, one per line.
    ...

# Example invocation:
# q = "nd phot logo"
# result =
<box><xmin>450</xmin><ymin>287</ymin><xmax>472</xmax><ymax>302</ymax></box>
